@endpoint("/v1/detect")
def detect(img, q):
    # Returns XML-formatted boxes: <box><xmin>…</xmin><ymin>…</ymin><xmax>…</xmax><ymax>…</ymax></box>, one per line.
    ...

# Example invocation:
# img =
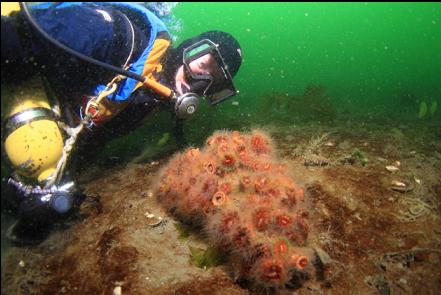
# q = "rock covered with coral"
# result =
<box><xmin>156</xmin><ymin>130</ymin><xmax>316</xmax><ymax>289</ymax></box>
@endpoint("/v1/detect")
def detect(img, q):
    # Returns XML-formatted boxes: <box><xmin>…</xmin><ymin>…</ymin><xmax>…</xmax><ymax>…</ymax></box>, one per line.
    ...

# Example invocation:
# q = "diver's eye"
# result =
<box><xmin>198</xmin><ymin>62</ymin><xmax>210</xmax><ymax>75</ymax></box>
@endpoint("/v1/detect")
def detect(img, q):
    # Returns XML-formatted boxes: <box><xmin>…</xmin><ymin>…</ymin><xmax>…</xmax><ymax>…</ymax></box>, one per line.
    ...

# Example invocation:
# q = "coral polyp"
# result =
<box><xmin>276</xmin><ymin>214</ymin><xmax>293</xmax><ymax>227</ymax></box>
<box><xmin>254</xmin><ymin>175</ymin><xmax>269</xmax><ymax>194</ymax></box>
<box><xmin>212</xmin><ymin>191</ymin><xmax>227</xmax><ymax>206</ymax></box>
<box><xmin>156</xmin><ymin>130</ymin><xmax>315</xmax><ymax>290</ymax></box>
<box><xmin>253</xmin><ymin>208</ymin><xmax>271</xmax><ymax>232</ymax></box>
<box><xmin>290</xmin><ymin>254</ymin><xmax>309</xmax><ymax>270</ymax></box>
<box><xmin>222</xmin><ymin>154</ymin><xmax>235</xmax><ymax>167</ymax></box>
<box><xmin>219</xmin><ymin>182</ymin><xmax>232</xmax><ymax>194</ymax></box>
<box><xmin>258</xmin><ymin>258</ymin><xmax>287</xmax><ymax>284</ymax></box>
<box><xmin>203</xmin><ymin>161</ymin><xmax>216</xmax><ymax>174</ymax></box>
<box><xmin>250</xmin><ymin>131</ymin><xmax>271</xmax><ymax>154</ymax></box>
<box><xmin>273</xmin><ymin>240</ymin><xmax>289</xmax><ymax>255</ymax></box>
<box><xmin>219</xmin><ymin>211</ymin><xmax>239</xmax><ymax>234</ymax></box>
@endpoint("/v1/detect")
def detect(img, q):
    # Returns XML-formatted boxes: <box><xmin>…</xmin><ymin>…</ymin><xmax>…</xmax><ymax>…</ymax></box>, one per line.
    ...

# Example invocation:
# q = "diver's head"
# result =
<box><xmin>173</xmin><ymin>31</ymin><xmax>242</xmax><ymax>105</ymax></box>
<box><xmin>196</xmin><ymin>31</ymin><xmax>242</xmax><ymax>77</ymax></box>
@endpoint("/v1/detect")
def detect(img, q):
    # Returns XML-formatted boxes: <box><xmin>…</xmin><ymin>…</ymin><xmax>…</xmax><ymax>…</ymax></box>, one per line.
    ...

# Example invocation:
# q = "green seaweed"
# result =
<box><xmin>157</xmin><ymin>132</ymin><xmax>170</xmax><ymax>146</ymax></box>
<box><xmin>430</xmin><ymin>101</ymin><xmax>438</xmax><ymax>116</ymax></box>
<box><xmin>188</xmin><ymin>245</ymin><xmax>224</xmax><ymax>269</ymax></box>
<box><xmin>418</xmin><ymin>101</ymin><xmax>428</xmax><ymax>118</ymax></box>
<box><xmin>351</xmin><ymin>148</ymin><xmax>369</xmax><ymax>166</ymax></box>
<box><xmin>173</xmin><ymin>222</ymin><xmax>192</xmax><ymax>240</ymax></box>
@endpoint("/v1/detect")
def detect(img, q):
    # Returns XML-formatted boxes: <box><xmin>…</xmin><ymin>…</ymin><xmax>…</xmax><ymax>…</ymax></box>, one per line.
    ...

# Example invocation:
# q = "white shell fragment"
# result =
<box><xmin>113</xmin><ymin>286</ymin><xmax>122</xmax><ymax>295</ymax></box>
<box><xmin>144</xmin><ymin>211</ymin><xmax>164</xmax><ymax>227</ymax></box>
<box><xmin>390</xmin><ymin>179</ymin><xmax>414</xmax><ymax>193</ymax></box>
<box><xmin>385</xmin><ymin>165</ymin><xmax>399</xmax><ymax>172</ymax></box>
<box><xmin>391</xmin><ymin>180</ymin><xmax>406</xmax><ymax>187</ymax></box>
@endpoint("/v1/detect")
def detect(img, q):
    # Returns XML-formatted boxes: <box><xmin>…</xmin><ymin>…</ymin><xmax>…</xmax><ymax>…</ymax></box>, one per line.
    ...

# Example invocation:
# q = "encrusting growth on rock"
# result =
<box><xmin>156</xmin><ymin>130</ymin><xmax>316</xmax><ymax>289</ymax></box>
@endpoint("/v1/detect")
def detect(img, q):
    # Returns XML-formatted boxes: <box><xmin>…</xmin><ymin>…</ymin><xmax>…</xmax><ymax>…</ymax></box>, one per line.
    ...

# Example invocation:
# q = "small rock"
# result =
<box><xmin>377</xmin><ymin>157</ymin><xmax>387</xmax><ymax>163</ymax></box>
<box><xmin>385</xmin><ymin>165</ymin><xmax>399</xmax><ymax>172</ymax></box>
<box><xmin>141</xmin><ymin>191</ymin><xmax>154</xmax><ymax>198</ymax></box>
<box><xmin>113</xmin><ymin>286</ymin><xmax>122</xmax><ymax>295</ymax></box>
<box><xmin>399</xmin><ymin>278</ymin><xmax>407</xmax><ymax>285</ymax></box>
<box><xmin>364</xmin><ymin>275</ymin><xmax>372</xmax><ymax>284</ymax></box>
<box><xmin>314</xmin><ymin>247</ymin><xmax>332</xmax><ymax>266</ymax></box>
<box><xmin>321</xmin><ymin>207</ymin><xmax>330</xmax><ymax>217</ymax></box>
<box><xmin>338</xmin><ymin>140</ymin><xmax>351</xmax><ymax>150</ymax></box>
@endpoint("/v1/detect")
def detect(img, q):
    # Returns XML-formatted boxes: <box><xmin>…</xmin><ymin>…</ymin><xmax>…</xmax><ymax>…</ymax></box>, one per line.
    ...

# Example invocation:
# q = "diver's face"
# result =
<box><xmin>175</xmin><ymin>53</ymin><xmax>215</xmax><ymax>96</ymax></box>
<box><xmin>188</xmin><ymin>53</ymin><xmax>215</xmax><ymax>75</ymax></box>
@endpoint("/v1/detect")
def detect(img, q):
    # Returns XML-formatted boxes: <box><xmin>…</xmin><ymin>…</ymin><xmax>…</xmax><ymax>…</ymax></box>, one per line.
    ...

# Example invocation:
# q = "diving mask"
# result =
<box><xmin>182</xmin><ymin>39</ymin><xmax>238</xmax><ymax>105</ymax></box>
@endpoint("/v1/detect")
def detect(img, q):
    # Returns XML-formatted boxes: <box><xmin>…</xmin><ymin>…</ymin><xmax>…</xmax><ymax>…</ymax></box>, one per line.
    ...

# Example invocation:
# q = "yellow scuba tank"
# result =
<box><xmin>4</xmin><ymin>95</ymin><xmax>64</xmax><ymax>183</ymax></box>
<box><xmin>1</xmin><ymin>2</ymin><xmax>20</xmax><ymax>16</ymax></box>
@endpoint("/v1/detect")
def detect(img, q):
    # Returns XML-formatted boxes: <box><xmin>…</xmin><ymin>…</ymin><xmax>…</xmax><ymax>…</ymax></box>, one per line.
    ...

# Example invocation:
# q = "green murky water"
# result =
<box><xmin>175</xmin><ymin>2</ymin><xmax>441</xmax><ymax>110</ymax></box>
<box><xmin>162</xmin><ymin>2</ymin><xmax>441</xmax><ymax>150</ymax></box>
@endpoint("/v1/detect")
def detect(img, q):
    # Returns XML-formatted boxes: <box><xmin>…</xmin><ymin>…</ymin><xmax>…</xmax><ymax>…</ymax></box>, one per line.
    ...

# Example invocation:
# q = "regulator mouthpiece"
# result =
<box><xmin>175</xmin><ymin>92</ymin><xmax>200</xmax><ymax>119</ymax></box>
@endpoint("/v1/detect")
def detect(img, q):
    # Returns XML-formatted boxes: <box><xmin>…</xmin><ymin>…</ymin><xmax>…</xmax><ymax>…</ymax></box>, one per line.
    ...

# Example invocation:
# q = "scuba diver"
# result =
<box><xmin>1</xmin><ymin>2</ymin><xmax>242</xmax><ymax>245</ymax></box>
